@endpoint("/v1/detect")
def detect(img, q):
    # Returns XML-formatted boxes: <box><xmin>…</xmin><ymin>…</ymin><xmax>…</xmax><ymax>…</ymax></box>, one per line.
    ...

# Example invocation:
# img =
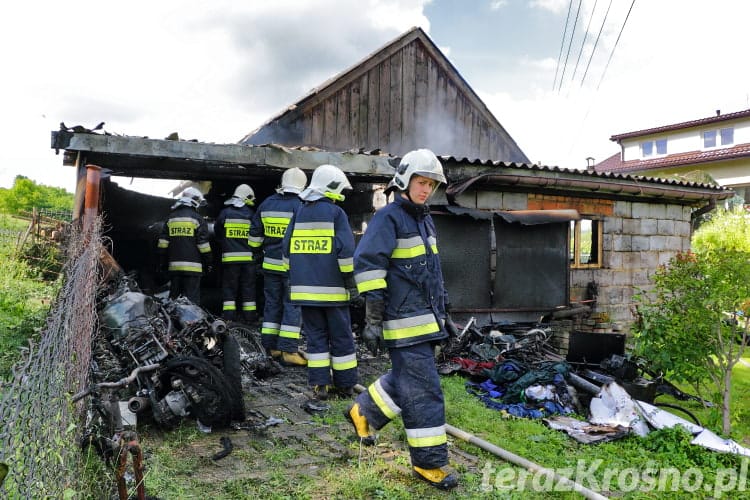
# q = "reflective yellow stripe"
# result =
<box><xmin>261</xmin><ymin>322</ymin><xmax>280</xmax><ymax>335</ymax></box>
<box><xmin>357</xmin><ymin>278</ymin><xmax>387</xmax><ymax>293</ymax></box>
<box><xmin>338</xmin><ymin>257</ymin><xmax>354</xmax><ymax>273</ymax></box>
<box><xmin>332</xmin><ymin>353</ymin><xmax>357</xmax><ymax>371</ymax></box>
<box><xmin>263</xmin><ymin>261</ymin><xmax>286</xmax><ymax>272</ymax></box>
<box><xmin>368</xmin><ymin>380</ymin><xmax>400</xmax><ymax>419</ymax></box>
<box><xmin>157</xmin><ymin>239</ymin><xmax>169</xmax><ymax>249</ymax></box>
<box><xmin>290</xmin><ymin>291</ymin><xmax>348</xmax><ymax>302</ymax></box>
<box><xmin>292</xmin><ymin>228</ymin><xmax>335</xmax><ymax>237</ymax></box>
<box><xmin>406</xmin><ymin>426</ymin><xmax>447</xmax><ymax>448</ymax></box>
<box><xmin>307</xmin><ymin>352</ymin><xmax>329</xmax><ymax>368</ymax></box>
<box><xmin>383</xmin><ymin>314</ymin><xmax>440</xmax><ymax>341</ymax></box>
<box><xmin>391</xmin><ymin>245</ymin><xmax>426</xmax><ymax>259</ymax></box>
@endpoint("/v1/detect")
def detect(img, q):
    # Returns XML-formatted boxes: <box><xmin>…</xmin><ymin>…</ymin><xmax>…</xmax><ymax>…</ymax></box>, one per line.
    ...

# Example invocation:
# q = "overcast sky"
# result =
<box><xmin>2</xmin><ymin>0</ymin><xmax>749</xmax><ymax>195</ymax></box>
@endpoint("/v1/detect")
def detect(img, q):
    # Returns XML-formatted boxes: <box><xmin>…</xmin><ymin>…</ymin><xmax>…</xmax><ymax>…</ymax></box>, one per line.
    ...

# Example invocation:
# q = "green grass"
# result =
<box><xmin>116</xmin><ymin>363</ymin><xmax>749</xmax><ymax>499</ymax></box>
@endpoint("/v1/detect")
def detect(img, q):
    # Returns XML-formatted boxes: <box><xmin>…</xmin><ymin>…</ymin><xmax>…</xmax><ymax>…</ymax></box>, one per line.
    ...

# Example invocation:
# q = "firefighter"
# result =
<box><xmin>249</xmin><ymin>168</ymin><xmax>308</xmax><ymax>366</ymax></box>
<box><xmin>346</xmin><ymin>149</ymin><xmax>458</xmax><ymax>490</ymax></box>
<box><xmin>157</xmin><ymin>186</ymin><xmax>212</xmax><ymax>305</ymax></box>
<box><xmin>282</xmin><ymin>164</ymin><xmax>359</xmax><ymax>399</ymax></box>
<box><xmin>214</xmin><ymin>184</ymin><xmax>258</xmax><ymax>323</ymax></box>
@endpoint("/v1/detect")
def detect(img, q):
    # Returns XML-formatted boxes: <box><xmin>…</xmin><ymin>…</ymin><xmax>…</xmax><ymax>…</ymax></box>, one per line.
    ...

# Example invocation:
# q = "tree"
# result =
<box><xmin>0</xmin><ymin>176</ymin><xmax>73</xmax><ymax>214</ymax></box>
<box><xmin>632</xmin><ymin>208</ymin><xmax>749</xmax><ymax>435</ymax></box>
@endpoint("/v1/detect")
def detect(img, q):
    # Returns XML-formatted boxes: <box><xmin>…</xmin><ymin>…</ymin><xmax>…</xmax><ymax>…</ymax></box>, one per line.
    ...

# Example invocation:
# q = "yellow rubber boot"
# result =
<box><xmin>269</xmin><ymin>350</ymin><xmax>282</xmax><ymax>359</ymax></box>
<box><xmin>281</xmin><ymin>351</ymin><xmax>307</xmax><ymax>366</ymax></box>
<box><xmin>413</xmin><ymin>466</ymin><xmax>459</xmax><ymax>490</ymax></box>
<box><xmin>344</xmin><ymin>403</ymin><xmax>375</xmax><ymax>446</ymax></box>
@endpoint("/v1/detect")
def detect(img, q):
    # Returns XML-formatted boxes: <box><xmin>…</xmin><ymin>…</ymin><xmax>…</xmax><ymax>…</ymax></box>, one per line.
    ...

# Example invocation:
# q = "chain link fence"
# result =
<box><xmin>0</xmin><ymin>219</ymin><xmax>101</xmax><ymax>498</ymax></box>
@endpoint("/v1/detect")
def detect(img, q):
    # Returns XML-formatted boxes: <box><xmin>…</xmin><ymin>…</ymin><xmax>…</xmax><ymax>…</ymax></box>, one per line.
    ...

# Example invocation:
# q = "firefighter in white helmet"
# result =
<box><xmin>249</xmin><ymin>168</ymin><xmax>309</xmax><ymax>366</ymax></box>
<box><xmin>214</xmin><ymin>184</ymin><xmax>259</xmax><ymax>323</ymax></box>
<box><xmin>157</xmin><ymin>187</ymin><xmax>212</xmax><ymax>304</ymax></box>
<box><xmin>281</xmin><ymin>164</ymin><xmax>359</xmax><ymax>398</ymax></box>
<box><xmin>347</xmin><ymin>149</ymin><xmax>458</xmax><ymax>490</ymax></box>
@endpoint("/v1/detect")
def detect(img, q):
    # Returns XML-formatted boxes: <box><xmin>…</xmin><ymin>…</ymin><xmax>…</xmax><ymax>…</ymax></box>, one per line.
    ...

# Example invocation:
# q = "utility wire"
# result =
<box><xmin>552</xmin><ymin>0</ymin><xmax>574</xmax><ymax>91</ymax></box>
<box><xmin>557</xmin><ymin>0</ymin><xmax>584</xmax><ymax>94</ymax></box>
<box><xmin>570</xmin><ymin>0</ymin><xmax>599</xmax><ymax>84</ymax></box>
<box><xmin>580</xmin><ymin>0</ymin><xmax>614</xmax><ymax>88</ymax></box>
<box><xmin>596</xmin><ymin>0</ymin><xmax>637</xmax><ymax>90</ymax></box>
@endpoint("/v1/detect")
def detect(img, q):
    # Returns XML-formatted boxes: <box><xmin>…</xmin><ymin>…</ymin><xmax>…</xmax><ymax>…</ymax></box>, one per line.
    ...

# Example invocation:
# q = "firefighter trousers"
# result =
<box><xmin>355</xmin><ymin>341</ymin><xmax>448</xmax><ymax>469</ymax></box>
<box><xmin>221</xmin><ymin>262</ymin><xmax>256</xmax><ymax>321</ymax></box>
<box><xmin>260</xmin><ymin>272</ymin><xmax>301</xmax><ymax>353</ymax></box>
<box><xmin>301</xmin><ymin>305</ymin><xmax>358</xmax><ymax>389</ymax></box>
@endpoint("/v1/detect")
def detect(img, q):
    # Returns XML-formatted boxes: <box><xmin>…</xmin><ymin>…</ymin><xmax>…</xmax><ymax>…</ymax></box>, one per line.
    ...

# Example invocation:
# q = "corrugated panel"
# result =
<box><xmin>494</xmin><ymin>220</ymin><xmax>569</xmax><ymax>311</ymax></box>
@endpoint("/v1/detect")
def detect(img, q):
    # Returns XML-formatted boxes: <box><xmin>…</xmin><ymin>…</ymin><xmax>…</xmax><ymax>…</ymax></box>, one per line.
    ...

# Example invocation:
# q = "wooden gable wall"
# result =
<box><xmin>303</xmin><ymin>38</ymin><xmax>527</xmax><ymax>163</ymax></box>
<box><xmin>246</xmin><ymin>32</ymin><xmax>529</xmax><ymax>164</ymax></box>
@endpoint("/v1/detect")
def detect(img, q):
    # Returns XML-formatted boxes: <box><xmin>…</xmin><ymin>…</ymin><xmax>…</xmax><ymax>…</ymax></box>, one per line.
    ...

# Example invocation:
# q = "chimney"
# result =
<box><xmin>716</xmin><ymin>109</ymin><xmax>721</xmax><ymax>116</ymax></box>
<box><xmin>586</xmin><ymin>156</ymin><xmax>595</xmax><ymax>171</ymax></box>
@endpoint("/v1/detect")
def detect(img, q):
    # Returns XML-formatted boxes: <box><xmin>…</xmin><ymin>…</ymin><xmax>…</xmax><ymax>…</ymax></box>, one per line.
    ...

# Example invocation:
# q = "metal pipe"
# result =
<box><xmin>353</xmin><ymin>384</ymin><xmax>607</xmax><ymax>499</ymax></box>
<box><xmin>446</xmin><ymin>423</ymin><xmax>608</xmax><ymax>500</ymax></box>
<box><xmin>83</xmin><ymin>164</ymin><xmax>102</xmax><ymax>234</ymax></box>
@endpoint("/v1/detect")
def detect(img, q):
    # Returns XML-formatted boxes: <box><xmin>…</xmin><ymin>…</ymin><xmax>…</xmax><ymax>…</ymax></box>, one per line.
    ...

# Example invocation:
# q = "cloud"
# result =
<box><xmin>489</xmin><ymin>0</ymin><xmax>509</xmax><ymax>10</ymax></box>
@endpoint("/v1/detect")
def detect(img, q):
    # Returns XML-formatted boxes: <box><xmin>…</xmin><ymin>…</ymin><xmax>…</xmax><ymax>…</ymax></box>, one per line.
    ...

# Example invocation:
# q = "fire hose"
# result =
<box><xmin>353</xmin><ymin>384</ymin><xmax>608</xmax><ymax>500</ymax></box>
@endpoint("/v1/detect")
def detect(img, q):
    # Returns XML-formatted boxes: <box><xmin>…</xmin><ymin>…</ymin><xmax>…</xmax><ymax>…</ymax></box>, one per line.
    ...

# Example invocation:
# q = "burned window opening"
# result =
<box><xmin>569</xmin><ymin>217</ymin><xmax>602</xmax><ymax>269</ymax></box>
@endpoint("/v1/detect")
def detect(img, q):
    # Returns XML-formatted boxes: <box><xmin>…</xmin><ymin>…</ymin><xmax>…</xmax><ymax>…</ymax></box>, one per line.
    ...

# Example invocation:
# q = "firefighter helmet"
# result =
<box><xmin>226</xmin><ymin>184</ymin><xmax>255</xmax><ymax>205</ymax></box>
<box><xmin>388</xmin><ymin>149</ymin><xmax>446</xmax><ymax>192</ymax></box>
<box><xmin>279</xmin><ymin>167</ymin><xmax>308</xmax><ymax>194</ymax></box>
<box><xmin>307</xmin><ymin>164</ymin><xmax>352</xmax><ymax>201</ymax></box>
<box><xmin>178</xmin><ymin>187</ymin><xmax>206</xmax><ymax>209</ymax></box>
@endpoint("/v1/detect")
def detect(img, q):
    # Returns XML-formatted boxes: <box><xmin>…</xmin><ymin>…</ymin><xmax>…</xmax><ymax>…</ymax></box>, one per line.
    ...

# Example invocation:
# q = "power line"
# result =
<box><xmin>557</xmin><ymin>0</ymin><xmax>584</xmax><ymax>94</ymax></box>
<box><xmin>552</xmin><ymin>0</ymin><xmax>574</xmax><ymax>91</ymax></box>
<box><xmin>596</xmin><ymin>0</ymin><xmax>637</xmax><ymax>91</ymax></box>
<box><xmin>580</xmin><ymin>0</ymin><xmax>614</xmax><ymax>88</ymax></box>
<box><xmin>570</xmin><ymin>0</ymin><xmax>599</xmax><ymax>84</ymax></box>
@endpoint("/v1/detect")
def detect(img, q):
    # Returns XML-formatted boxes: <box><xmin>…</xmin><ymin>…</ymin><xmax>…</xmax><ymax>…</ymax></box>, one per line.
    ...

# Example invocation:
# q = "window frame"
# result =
<box><xmin>703</xmin><ymin>126</ymin><xmax>734</xmax><ymax>148</ymax></box>
<box><xmin>640</xmin><ymin>138</ymin><xmax>668</xmax><ymax>158</ymax></box>
<box><xmin>570</xmin><ymin>216</ymin><xmax>603</xmax><ymax>269</ymax></box>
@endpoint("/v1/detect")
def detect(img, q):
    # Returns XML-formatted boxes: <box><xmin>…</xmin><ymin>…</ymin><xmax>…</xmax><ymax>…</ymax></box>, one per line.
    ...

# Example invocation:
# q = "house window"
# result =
<box><xmin>570</xmin><ymin>217</ymin><xmax>602</xmax><ymax>268</ymax></box>
<box><xmin>640</xmin><ymin>139</ymin><xmax>667</xmax><ymax>157</ymax></box>
<box><xmin>720</xmin><ymin>127</ymin><xmax>734</xmax><ymax>145</ymax></box>
<box><xmin>704</xmin><ymin>127</ymin><xmax>734</xmax><ymax>148</ymax></box>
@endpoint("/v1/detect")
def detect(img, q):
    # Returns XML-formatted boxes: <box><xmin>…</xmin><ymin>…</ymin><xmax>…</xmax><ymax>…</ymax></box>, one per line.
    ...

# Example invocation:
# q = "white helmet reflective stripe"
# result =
<box><xmin>178</xmin><ymin>187</ymin><xmax>206</xmax><ymax>208</ymax></box>
<box><xmin>280</xmin><ymin>168</ymin><xmax>307</xmax><ymax>194</ymax></box>
<box><xmin>308</xmin><ymin>164</ymin><xmax>352</xmax><ymax>198</ymax></box>
<box><xmin>389</xmin><ymin>149</ymin><xmax>446</xmax><ymax>191</ymax></box>
<box><xmin>232</xmin><ymin>184</ymin><xmax>255</xmax><ymax>203</ymax></box>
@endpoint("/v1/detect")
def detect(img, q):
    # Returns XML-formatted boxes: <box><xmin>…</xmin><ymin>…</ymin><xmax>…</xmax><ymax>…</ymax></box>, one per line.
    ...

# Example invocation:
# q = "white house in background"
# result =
<box><xmin>594</xmin><ymin>108</ymin><xmax>750</xmax><ymax>205</ymax></box>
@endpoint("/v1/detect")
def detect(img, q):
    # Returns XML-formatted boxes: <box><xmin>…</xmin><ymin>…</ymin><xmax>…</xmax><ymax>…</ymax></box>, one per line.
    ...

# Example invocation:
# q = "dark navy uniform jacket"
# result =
<box><xmin>249</xmin><ymin>193</ymin><xmax>302</xmax><ymax>274</ymax></box>
<box><xmin>157</xmin><ymin>205</ymin><xmax>212</xmax><ymax>274</ymax></box>
<box><xmin>354</xmin><ymin>196</ymin><xmax>448</xmax><ymax>349</ymax></box>
<box><xmin>214</xmin><ymin>204</ymin><xmax>255</xmax><ymax>264</ymax></box>
<box><xmin>282</xmin><ymin>197</ymin><xmax>355</xmax><ymax>307</ymax></box>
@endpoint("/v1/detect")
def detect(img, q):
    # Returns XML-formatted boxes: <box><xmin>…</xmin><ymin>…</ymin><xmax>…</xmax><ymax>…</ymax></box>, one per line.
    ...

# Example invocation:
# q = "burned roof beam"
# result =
<box><xmin>52</xmin><ymin>132</ymin><xmax>396</xmax><ymax>182</ymax></box>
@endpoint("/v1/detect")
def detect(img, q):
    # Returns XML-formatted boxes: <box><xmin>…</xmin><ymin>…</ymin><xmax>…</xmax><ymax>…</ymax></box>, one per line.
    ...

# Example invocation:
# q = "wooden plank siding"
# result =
<box><xmin>244</xmin><ymin>30</ymin><xmax>529</xmax><ymax>163</ymax></box>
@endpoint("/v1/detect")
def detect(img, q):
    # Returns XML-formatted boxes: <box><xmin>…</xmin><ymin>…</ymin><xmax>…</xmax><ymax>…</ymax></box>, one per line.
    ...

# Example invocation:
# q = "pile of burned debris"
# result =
<box><xmin>74</xmin><ymin>274</ymin><xmax>285</xmax><ymax>462</ymax></box>
<box><xmin>436</xmin><ymin>317</ymin><xmax>750</xmax><ymax>456</ymax></box>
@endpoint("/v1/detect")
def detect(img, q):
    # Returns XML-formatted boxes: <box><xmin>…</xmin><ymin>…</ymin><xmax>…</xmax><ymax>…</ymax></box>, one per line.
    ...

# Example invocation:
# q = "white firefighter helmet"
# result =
<box><xmin>279</xmin><ymin>167</ymin><xmax>307</xmax><ymax>194</ymax></box>
<box><xmin>227</xmin><ymin>184</ymin><xmax>255</xmax><ymax>205</ymax></box>
<box><xmin>307</xmin><ymin>164</ymin><xmax>352</xmax><ymax>201</ymax></box>
<box><xmin>388</xmin><ymin>149</ymin><xmax>446</xmax><ymax>192</ymax></box>
<box><xmin>177</xmin><ymin>187</ymin><xmax>206</xmax><ymax>208</ymax></box>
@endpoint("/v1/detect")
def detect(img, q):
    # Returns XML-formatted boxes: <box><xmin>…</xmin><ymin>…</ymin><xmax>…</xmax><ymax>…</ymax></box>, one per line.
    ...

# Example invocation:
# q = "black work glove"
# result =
<box><xmin>444</xmin><ymin>315</ymin><xmax>460</xmax><ymax>338</ymax></box>
<box><xmin>202</xmin><ymin>255</ymin><xmax>214</xmax><ymax>275</ymax></box>
<box><xmin>362</xmin><ymin>297</ymin><xmax>385</xmax><ymax>356</ymax></box>
<box><xmin>344</xmin><ymin>273</ymin><xmax>363</xmax><ymax>307</ymax></box>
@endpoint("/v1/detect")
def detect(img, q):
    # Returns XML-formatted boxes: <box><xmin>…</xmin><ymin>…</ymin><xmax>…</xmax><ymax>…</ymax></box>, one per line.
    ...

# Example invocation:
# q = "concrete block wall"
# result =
<box><xmin>570</xmin><ymin>200</ymin><xmax>693</xmax><ymax>332</ymax></box>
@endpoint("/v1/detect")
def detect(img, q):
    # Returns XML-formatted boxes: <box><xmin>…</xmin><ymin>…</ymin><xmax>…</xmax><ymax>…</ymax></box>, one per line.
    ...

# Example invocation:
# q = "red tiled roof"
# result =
<box><xmin>610</xmin><ymin>108</ymin><xmax>750</xmax><ymax>141</ymax></box>
<box><xmin>593</xmin><ymin>152</ymin><xmax>622</xmax><ymax>172</ymax></box>
<box><xmin>593</xmin><ymin>142</ymin><xmax>750</xmax><ymax>174</ymax></box>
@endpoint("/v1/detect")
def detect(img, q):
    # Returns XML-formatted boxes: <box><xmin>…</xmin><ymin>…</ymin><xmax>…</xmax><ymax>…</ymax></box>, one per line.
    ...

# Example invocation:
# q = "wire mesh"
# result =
<box><xmin>0</xmin><ymin>218</ymin><xmax>101</xmax><ymax>498</ymax></box>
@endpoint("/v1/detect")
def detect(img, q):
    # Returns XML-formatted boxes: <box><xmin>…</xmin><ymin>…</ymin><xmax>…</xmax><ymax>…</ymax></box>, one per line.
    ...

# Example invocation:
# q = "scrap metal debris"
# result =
<box><xmin>76</xmin><ymin>274</ymin><xmax>276</xmax><ymax>461</ymax></box>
